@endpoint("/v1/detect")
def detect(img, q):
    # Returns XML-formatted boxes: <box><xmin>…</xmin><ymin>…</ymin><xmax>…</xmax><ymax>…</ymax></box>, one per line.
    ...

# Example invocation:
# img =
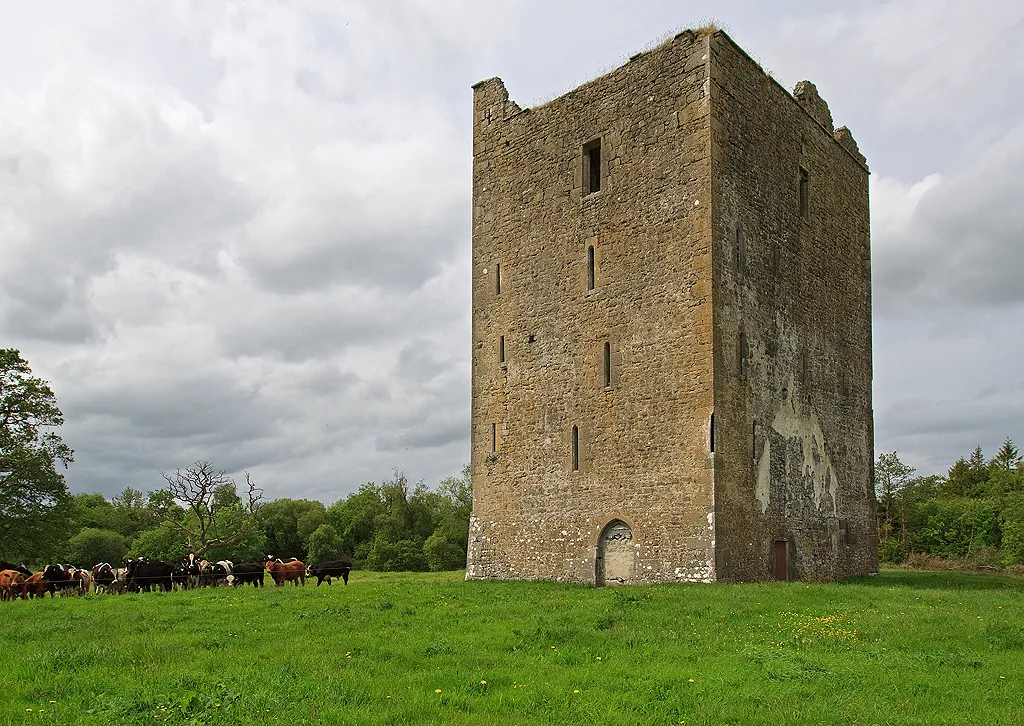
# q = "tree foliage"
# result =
<box><xmin>306</xmin><ymin>523</ymin><xmax>344</xmax><ymax>564</ymax></box>
<box><xmin>64</xmin><ymin>527</ymin><xmax>128</xmax><ymax>566</ymax></box>
<box><xmin>879</xmin><ymin>440</ymin><xmax>1024</xmax><ymax>566</ymax></box>
<box><xmin>0</xmin><ymin>349</ymin><xmax>74</xmax><ymax>560</ymax></box>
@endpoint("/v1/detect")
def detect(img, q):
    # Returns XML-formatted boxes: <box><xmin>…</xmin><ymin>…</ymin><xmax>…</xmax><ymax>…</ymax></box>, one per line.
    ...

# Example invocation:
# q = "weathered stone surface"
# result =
<box><xmin>793</xmin><ymin>80</ymin><xmax>834</xmax><ymax>133</ymax></box>
<box><xmin>834</xmin><ymin>126</ymin><xmax>868</xmax><ymax>169</ymax></box>
<box><xmin>468</xmin><ymin>30</ymin><xmax>877</xmax><ymax>585</ymax></box>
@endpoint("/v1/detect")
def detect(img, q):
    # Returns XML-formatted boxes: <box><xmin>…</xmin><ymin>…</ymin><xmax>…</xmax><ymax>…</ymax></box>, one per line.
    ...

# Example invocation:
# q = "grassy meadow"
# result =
<box><xmin>1</xmin><ymin>569</ymin><xmax>1021</xmax><ymax>725</ymax></box>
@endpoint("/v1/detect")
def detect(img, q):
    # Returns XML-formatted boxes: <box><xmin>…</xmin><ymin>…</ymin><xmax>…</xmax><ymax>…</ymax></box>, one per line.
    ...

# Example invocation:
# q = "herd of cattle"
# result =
<box><xmin>0</xmin><ymin>555</ymin><xmax>352</xmax><ymax>600</ymax></box>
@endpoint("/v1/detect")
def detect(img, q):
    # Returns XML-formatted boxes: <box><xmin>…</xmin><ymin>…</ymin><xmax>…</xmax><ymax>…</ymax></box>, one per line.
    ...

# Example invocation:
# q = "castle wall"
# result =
<box><xmin>708</xmin><ymin>34</ymin><xmax>878</xmax><ymax>581</ymax></box>
<box><xmin>468</xmin><ymin>32</ymin><xmax>718</xmax><ymax>584</ymax></box>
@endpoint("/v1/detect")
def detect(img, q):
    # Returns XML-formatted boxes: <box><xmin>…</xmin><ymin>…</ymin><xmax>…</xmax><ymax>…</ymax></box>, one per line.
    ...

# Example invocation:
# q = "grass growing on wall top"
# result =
<box><xmin>1</xmin><ymin>570</ymin><xmax>1021</xmax><ymax>725</ymax></box>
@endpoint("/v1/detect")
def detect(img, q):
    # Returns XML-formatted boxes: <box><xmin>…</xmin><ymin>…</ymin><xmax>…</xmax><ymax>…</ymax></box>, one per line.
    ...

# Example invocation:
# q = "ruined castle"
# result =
<box><xmin>467</xmin><ymin>28</ymin><xmax>878</xmax><ymax>584</ymax></box>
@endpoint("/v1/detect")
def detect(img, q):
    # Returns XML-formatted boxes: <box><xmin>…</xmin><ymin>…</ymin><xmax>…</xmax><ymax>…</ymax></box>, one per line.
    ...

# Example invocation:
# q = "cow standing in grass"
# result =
<box><xmin>265</xmin><ymin>559</ymin><xmax>305</xmax><ymax>587</ymax></box>
<box><xmin>230</xmin><ymin>563</ymin><xmax>266</xmax><ymax>587</ymax></box>
<box><xmin>307</xmin><ymin>560</ymin><xmax>352</xmax><ymax>586</ymax></box>
<box><xmin>92</xmin><ymin>563</ymin><xmax>115</xmax><ymax>594</ymax></box>
<box><xmin>24</xmin><ymin>572</ymin><xmax>52</xmax><ymax>599</ymax></box>
<box><xmin>0</xmin><ymin>561</ymin><xmax>32</xmax><ymax>578</ymax></box>
<box><xmin>125</xmin><ymin>558</ymin><xmax>173</xmax><ymax>592</ymax></box>
<box><xmin>0</xmin><ymin>569</ymin><xmax>28</xmax><ymax>600</ymax></box>
<box><xmin>42</xmin><ymin>564</ymin><xmax>77</xmax><ymax>597</ymax></box>
<box><xmin>73</xmin><ymin>568</ymin><xmax>93</xmax><ymax>595</ymax></box>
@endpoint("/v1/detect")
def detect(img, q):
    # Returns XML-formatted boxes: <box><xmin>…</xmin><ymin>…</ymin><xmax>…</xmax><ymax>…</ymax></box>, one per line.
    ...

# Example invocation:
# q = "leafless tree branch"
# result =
<box><xmin>159</xmin><ymin>461</ymin><xmax>264</xmax><ymax>558</ymax></box>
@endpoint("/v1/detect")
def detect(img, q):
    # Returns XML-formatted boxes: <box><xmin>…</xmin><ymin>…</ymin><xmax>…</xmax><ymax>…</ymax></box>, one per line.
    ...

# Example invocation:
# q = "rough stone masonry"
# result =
<box><xmin>467</xmin><ymin>28</ymin><xmax>878</xmax><ymax>584</ymax></box>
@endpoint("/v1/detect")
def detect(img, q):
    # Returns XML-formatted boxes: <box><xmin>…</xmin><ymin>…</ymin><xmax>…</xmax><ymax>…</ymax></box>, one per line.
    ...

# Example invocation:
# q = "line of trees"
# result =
<box><xmin>44</xmin><ymin>464</ymin><xmax>471</xmax><ymax>572</ymax></box>
<box><xmin>876</xmin><ymin>439</ymin><xmax>1024</xmax><ymax>567</ymax></box>
<box><xmin>0</xmin><ymin>348</ymin><xmax>471</xmax><ymax>571</ymax></box>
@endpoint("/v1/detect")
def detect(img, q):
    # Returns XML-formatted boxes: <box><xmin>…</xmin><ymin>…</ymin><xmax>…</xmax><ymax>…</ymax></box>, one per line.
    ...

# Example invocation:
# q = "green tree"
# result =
<box><xmin>297</xmin><ymin>509</ymin><xmax>330</xmax><ymax>543</ymax></box>
<box><xmin>999</xmin><ymin>494</ymin><xmax>1024</xmax><ymax>566</ymax></box>
<box><xmin>993</xmin><ymin>438</ymin><xmax>1022</xmax><ymax>472</ymax></box>
<box><xmin>64</xmin><ymin>527</ymin><xmax>128</xmax><ymax>566</ymax></box>
<box><xmin>366</xmin><ymin>535</ymin><xmax>427</xmax><ymax>572</ymax></box>
<box><xmin>327</xmin><ymin>483</ymin><xmax>384</xmax><ymax>563</ymax></box>
<box><xmin>203</xmin><ymin>504</ymin><xmax>267</xmax><ymax>564</ymax></box>
<box><xmin>0</xmin><ymin>349</ymin><xmax>74</xmax><ymax>560</ymax></box>
<box><xmin>306</xmin><ymin>523</ymin><xmax>345</xmax><ymax>564</ymax></box>
<box><xmin>423</xmin><ymin>530</ymin><xmax>466</xmax><ymax>571</ymax></box>
<box><xmin>259</xmin><ymin>498</ymin><xmax>326</xmax><ymax>560</ymax></box>
<box><xmin>874</xmin><ymin>451</ymin><xmax>916</xmax><ymax>561</ymax></box>
<box><xmin>129</xmin><ymin>526</ymin><xmax>189</xmax><ymax>562</ymax></box>
<box><xmin>69</xmin><ymin>492</ymin><xmax>119</xmax><ymax>532</ymax></box>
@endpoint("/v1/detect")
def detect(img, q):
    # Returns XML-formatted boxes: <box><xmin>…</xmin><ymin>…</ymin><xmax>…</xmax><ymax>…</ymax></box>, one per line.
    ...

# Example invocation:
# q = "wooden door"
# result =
<box><xmin>774</xmin><ymin>540</ymin><xmax>789</xmax><ymax>581</ymax></box>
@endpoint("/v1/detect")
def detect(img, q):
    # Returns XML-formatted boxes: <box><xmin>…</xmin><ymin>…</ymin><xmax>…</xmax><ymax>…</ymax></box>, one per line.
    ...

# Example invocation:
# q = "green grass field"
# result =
<box><xmin>1</xmin><ymin>569</ymin><xmax>1021</xmax><ymax>725</ymax></box>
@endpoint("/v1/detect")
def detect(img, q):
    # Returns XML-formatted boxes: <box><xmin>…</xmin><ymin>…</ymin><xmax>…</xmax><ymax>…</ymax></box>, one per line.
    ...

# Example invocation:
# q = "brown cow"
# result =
<box><xmin>0</xmin><ymin>569</ymin><xmax>27</xmax><ymax>601</ymax></box>
<box><xmin>265</xmin><ymin>559</ymin><xmax>306</xmax><ymax>587</ymax></box>
<box><xmin>24</xmin><ymin>572</ymin><xmax>53</xmax><ymax>599</ymax></box>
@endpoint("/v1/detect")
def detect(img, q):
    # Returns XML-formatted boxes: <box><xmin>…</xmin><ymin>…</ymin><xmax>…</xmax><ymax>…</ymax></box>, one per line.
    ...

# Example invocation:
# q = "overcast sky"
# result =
<box><xmin>2</xmin><ymin>1</ymin><xmax>1022</xmax><ymax>501</ymax></box>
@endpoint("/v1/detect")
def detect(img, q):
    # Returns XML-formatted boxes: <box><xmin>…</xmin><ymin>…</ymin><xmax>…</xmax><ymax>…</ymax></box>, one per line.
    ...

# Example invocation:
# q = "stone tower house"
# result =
<box><xmin>468</xmin><ymin>28</ymin><xmax>878</xmax><ymax>584</ymax></box>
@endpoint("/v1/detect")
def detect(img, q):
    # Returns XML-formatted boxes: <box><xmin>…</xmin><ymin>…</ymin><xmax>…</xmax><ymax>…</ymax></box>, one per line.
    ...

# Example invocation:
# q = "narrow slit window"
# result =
<box><xmin>583</xmin><ymin>138</ymin><xmax>601</xmax><ymax>195</ymax></box>
<box><xmin>495</xmin><ymin>263</ymin><xmax>501</xmax><ymax>295</ymax></box>
<box><xmin>739</xmin><ymin>330</ymin><xmax>749</xmax><ymax>375</ymax></box>
<box><xmin>709</xmin><ymin>413</ymin><xmax>715</xmax><ymax>453</ymax></box>
<box><xmin>799</xmin><ymin>167</ymin><xmax>809</xmax><ymax>218</ymax></box>
<box><xmin>587</xmin><ymin>245</ymin><xmax>595</xmax><ymax>291</ymax></box>
<box><xmin>491</xmin><ymin>423</ymin><xmax>497</xmax><ymax>453</ymax></box>
<box><xmin>499</xmin><ymin>336</ymin><xmax>505</xmax><ymax>364</ymax></box>
<box><xmin>571</xmin><ymin>425</ymin><xmax>579</xmax><ymax>471</ymax></box>
<box><xmin>752</xmin><ymin>420</ymin><xmax>757</xmax><ymax>461</ymax></box>
<box><xmin>736</xmin><ymin>224</ymin><xmax>745</xmax><ymax>273</ymax></box>
<box><xmin>603</xmin><ymin>341</ymin><xmax>611</xmax><ymax>388</ymax></box>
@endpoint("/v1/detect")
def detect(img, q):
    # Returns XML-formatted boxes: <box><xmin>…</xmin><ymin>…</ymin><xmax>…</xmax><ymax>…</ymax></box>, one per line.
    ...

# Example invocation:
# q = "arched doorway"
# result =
<box><xmin>596</xmin><ymin>519</ymin><xmax>634</xmax><ymax>586</ymax></box>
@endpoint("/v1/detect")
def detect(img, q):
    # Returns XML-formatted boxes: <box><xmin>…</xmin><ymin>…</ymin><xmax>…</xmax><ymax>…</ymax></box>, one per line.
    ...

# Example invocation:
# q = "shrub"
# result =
<box><xmin>63</xmin><ymin>527</ymin><xmax>128</xmax><ymax>567</ymax></box>
<box><xmin>366</xmin><ymin>536</ymin><xmax>427</xmax><ymax>572</ymax></box>
<box><xmin>423</xmin><ymin>530</ymin><xmax>466</xmax><ymax>572</ymax></box>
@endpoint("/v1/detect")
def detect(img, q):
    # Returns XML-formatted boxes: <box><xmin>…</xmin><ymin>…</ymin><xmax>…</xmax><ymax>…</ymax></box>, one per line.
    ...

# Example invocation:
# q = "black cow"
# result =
<box><xmin>230</xmin><ymin>562</ymin><xmax>265</xmax><ymax>587</ymax></box>
<box><xmin>0</xmin><ymin>561</ymin><xmax>33</xmax><ymax>577</ymax></box>
<box><xmin>171</xmin><ymin>563</ymin><xmax>191</xmax><ymax>590</ymax></box>
<box><xmin>183</xmin><ymin>555</ymin><xmax>201</xmax><ymax>588</ymax></box>
<box><xmin>92</xmin><ymin>563</ymin><xmax>116</xmax><ymax>594</ymax></box>
<box><xmin>41</xmin><ymin>564</ymin><xmax>77</xmax><ymax>596</ymax></box>
<box><xmin>125</xmin><ymin>558</ymin><xmax>173</xmax><ymax>592</ymax></box>
<box><xmin>307</xmin><ymin>560</ymin><xmax>352</xmax><ymax>586</ymax></box>
<box><xmin>206</xmin><ymin>561</ymin><xmax>232</xmax><ymax>586</ymax></box>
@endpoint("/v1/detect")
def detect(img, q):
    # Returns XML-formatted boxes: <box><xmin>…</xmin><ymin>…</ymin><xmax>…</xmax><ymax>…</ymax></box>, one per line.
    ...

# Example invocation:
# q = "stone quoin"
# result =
<box><xmin>468</xmin><ymin>28</ymin><xmax>877</xmax><ymax>584</ymax></box>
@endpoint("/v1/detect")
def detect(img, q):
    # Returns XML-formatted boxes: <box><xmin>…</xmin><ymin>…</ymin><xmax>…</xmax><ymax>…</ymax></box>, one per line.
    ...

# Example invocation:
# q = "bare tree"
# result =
<box><xmin>160</xmin><ymin>461</ymin><xmax>263</xmax><ymax>557</ymax></box>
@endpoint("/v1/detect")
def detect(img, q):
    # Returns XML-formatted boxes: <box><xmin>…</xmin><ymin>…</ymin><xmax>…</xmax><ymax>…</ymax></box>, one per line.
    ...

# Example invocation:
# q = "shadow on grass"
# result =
<box><xmin>842</xmin><ymin>568</ymin><xmax>1024</xmax><ymax>592</ymax></box>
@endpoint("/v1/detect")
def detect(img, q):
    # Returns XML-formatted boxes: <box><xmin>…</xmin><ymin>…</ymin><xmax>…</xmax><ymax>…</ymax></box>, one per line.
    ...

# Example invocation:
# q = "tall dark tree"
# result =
<box><xmin>993</xmin><ymin>438</ymin><xmax>1022</xmax><ymax>472</ymax></box>
<box><xmin>0</xmin><ymin>349</ymin><xmax>74</xmax><ymax>559</ymax></box>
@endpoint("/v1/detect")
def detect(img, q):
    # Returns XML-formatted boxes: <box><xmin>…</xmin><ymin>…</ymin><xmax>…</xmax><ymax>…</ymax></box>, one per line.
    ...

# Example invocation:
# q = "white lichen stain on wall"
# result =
<box><xmin>756</xmin><ymin>437</ymin><xmax>771</xmax><ymax>513</ymax></box>
<box><xmin>770</xmin><ymin>382</ymin><xmax>839</xmax><ymax>515</ymax></box>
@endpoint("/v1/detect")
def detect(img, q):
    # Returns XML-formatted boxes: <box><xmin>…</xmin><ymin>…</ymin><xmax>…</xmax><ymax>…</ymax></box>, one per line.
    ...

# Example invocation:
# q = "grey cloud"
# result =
<box><xmin>872</xmin><ymin>127</ymin><xmax>1024</xmax><ymax>316</ymax></box>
